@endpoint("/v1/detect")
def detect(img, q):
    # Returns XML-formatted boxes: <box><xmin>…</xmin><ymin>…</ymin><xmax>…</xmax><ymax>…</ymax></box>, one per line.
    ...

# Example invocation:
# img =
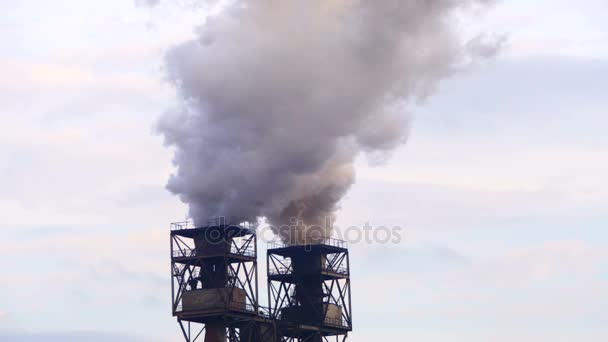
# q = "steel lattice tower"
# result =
<box><xmin>171</xmin><ymin>218</ymin><xmax>277</xmax><ymax>342</ymax></box>
<box><xmin>267</xmin><ymin>240</ymin><xmax>352</xmax><ymax>342</ymax></box>
<box><xmin>170</xmin><ymin>219</ymin><xmax>352</xmax><ymax>342</ymax></box>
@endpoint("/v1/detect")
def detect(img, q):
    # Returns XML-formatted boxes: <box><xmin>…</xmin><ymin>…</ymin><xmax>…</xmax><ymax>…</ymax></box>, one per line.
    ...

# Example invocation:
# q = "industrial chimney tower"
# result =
<box><xmin>170</xmin><ymin>218</ymin><xmax>352</xmax><ymax>342</ymax></box>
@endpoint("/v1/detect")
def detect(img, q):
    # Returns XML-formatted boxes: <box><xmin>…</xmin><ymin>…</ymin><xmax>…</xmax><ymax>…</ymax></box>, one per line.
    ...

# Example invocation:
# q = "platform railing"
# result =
<box><xmin>172</xmin><ymin>246</ymin><xmax>256</xmax><ymax>258</ymax></box>
<box><xmin>172</xmin><ymin>248</ymin><xmax>196</xmax><ymax>258</ymax></box>
<box><xmin>268</xmin><ymin>238</ymin><xmax>347</xmax><ymax>250</ymax></box>
<box><xmin>175</xmin><ymin>302</ymin><xmax>255</xmax><ymax>315</ymax></box>
<box><xmin>274</xmin><ymin>315</ymin><xmax>348</xmax><ymax>328</ymax></box>
<box><xmin>268</xmin><ymin>266</ymin><xmax>293</xmax><ymax>276</ymax></box>
<box><xmin>268</xmin><ymin>264</ymin><xmax>348</xmax><ymax>276</ymax></box>
<box><xmin>170</xmin><ymin>220</ymin><xmax>255</xmax><ymax>231</ymax></box>
<box><xmin>231</xmin><ymin>246</ymin><xmax>256</xmax><ymax>258</ymax></box>
<box><xmin>324</xmin><ymin>317</ymin><xmax>348</xmax><ymax>328</ymax></box>
<box><xmin>322</xmin><ymin>265</ymin><xmax>349</xmax><ymax>275</ymax></box>
<box><xmin>175</xmin><ymin>301</ymin><xmax>259</xmax><ymax>314</ymax></box>
<box><xmin>171</xmin><ymin>221</ymin><xmax>196</xmax><ymax>231</ymax></box>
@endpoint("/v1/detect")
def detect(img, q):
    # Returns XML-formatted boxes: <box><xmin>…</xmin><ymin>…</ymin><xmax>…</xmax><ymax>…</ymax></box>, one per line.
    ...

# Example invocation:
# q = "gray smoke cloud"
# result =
<box><xmin>158</xmin><ymin>0</ymin><xmax>498</xmax><ymax>243</ymax></box>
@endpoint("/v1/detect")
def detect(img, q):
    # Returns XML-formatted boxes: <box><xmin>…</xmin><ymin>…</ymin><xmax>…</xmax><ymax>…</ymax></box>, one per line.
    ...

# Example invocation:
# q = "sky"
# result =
<box><xmin>1</xmin><ymin>0</ymin><xmax>607</xmax><ymax>341</ymax></box>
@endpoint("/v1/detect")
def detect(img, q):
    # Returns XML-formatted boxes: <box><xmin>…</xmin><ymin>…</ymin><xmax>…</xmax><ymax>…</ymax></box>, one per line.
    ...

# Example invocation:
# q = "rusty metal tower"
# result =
<box><xmin>170</xmin><ymin>219</ymin><xmax>353</xmax><ymax>342</ymax></box>
<box><xmin>170</xmin><ymin>218</ymin><xmax>276</xmax><ymax>342</ymax></box>
<box><xmin>267</xmin><ymin>239</ymin><xmax>353</xmax><ymax>342</ymax></box>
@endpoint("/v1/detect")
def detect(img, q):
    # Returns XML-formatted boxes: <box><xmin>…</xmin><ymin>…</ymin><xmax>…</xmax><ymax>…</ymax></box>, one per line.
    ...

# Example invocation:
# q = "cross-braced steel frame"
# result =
<box><xmin>281</xmin><ymin>334</ymin><xmax>348</xmax><ymax>342</ymax></box>
<box><xmin>171</xmin><ymin>222</ymin><xmax>260</xmax><ymax>342</ymax></box>
<box><xmin>169</xmin><ymin>222</ymin><xmax>354</xmax><ymax>342</ymax></box>
<box><xmin>177</xmin><ymin>319</ymin><xmax>279</xmax><ymax>342</ymax></box>
<box><xmin>267</xmin><ymin>243</ymin><xmax>352</xmax><ymax>341</ymax></box>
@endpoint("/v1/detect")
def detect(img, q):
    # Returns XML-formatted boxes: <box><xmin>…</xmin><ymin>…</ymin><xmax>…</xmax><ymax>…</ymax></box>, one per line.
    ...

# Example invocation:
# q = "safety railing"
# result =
<box><xmin>170</xmin><ymin>220</ymin><xmax>256</xmax><ymax>231</ymax></box>
<box><xmin>232</xmin><ymin>247</ymin><xmax>256</xmax><ymax>258</ymax></box>
<box><xmin>268</xmin><ymin>266</ymin><xmax>293</xmax><ymax>276</ymax></box>
<box><xmin>268</xmin><ymin>238</ymin><xmax>347</xmax><ymax>250</ymax></box>
<box><xmin>172</xmin><ymin>248</ymin><xmax>197</xmax><ymax>258</ymax></box>
<box><xmin>322</xmin><ymin>265</ymin><xmax>349</xmax><ymax>275</ymax></box>
<box><xmin>324</xmin><ymin>317</ymin><xmax>348</xmax><ymax>328</ymax></box>
<box><xmin>171</xmin><ymin>221</ymin><xmax>197</xmax><ymax>231</ymax></box>
<box><xmin>172</xmin><ymin>246</ymin><xmax>256</xmax><ymax>258</ymax></box>
<box><xmin>273</xmin><ymin>315</ymin><xmax>348</xmax><ymax>328</ymax></box>
<box><xmin>268</xmin><ymin>265</ymin><xmax>348</xmax><ymax>276</ymax></box>
<box><xmin>174</xmin><ymin>301</ymin><xmax>257</xmax><ymax>314</ymax></box>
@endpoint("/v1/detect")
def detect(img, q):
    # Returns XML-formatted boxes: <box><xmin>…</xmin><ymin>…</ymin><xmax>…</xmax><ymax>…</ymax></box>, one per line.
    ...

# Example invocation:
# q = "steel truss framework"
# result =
<box><xmin>267</xmin><ymin>246</ymin><xmax>352</xmax><ymax>341</ymax></box>
<box><xmin>177</xmin><ymin>319</ymin><xmax>279</xmax><ymax>342</ymax></box>
<box><xmin>280</xmin><ymin>334</ymin><xmax>348</xmax><ymax>342</ymax></box>
<box><xmin>171</xmin><ymin>223</ymin><xmax>261</xmax><ymax>342</ymax></box>
<box><xmin>170</xmin><ymin>222</ymin><xmax>353</xmax><ymax>342</ymax></box>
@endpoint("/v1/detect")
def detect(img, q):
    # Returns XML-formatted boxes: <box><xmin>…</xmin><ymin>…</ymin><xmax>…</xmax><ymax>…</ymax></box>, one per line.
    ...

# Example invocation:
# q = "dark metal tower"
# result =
<box><xmin>267</xmin><ymin>239</ymin><xmax>352</xmax><ymax>342</ymax></box>
<box><xmin>170</xmin><ymin>219</ymin><xmax>353</xmax><ymax>342</ymax></box>
<box><xmin>171</xmin><ymin>218</ymin><xmax>273</xmax><ymax>342</ymax></box>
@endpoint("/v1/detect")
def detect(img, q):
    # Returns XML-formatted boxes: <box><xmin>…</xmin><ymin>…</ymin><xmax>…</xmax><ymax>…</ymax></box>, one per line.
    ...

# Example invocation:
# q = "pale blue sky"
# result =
<box><xmin>1</xmin><ymin>1</ymin><xmax>607</xmax><ymax>341</ymax></box>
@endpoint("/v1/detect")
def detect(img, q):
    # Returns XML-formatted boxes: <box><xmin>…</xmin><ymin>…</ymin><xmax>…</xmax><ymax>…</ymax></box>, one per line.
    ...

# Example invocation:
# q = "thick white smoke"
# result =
<box><xmin>157</xmin><ymin>0</ymin><xmax>498</xmax><ymax>242</ymax></box>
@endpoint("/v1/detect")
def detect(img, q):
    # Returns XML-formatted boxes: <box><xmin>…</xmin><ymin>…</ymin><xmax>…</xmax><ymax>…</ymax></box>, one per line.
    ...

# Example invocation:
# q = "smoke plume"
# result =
<box><xmin>158</xmin><ymin>0</ymin><xmax>498</xmax><ymax>243</ymax></box>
